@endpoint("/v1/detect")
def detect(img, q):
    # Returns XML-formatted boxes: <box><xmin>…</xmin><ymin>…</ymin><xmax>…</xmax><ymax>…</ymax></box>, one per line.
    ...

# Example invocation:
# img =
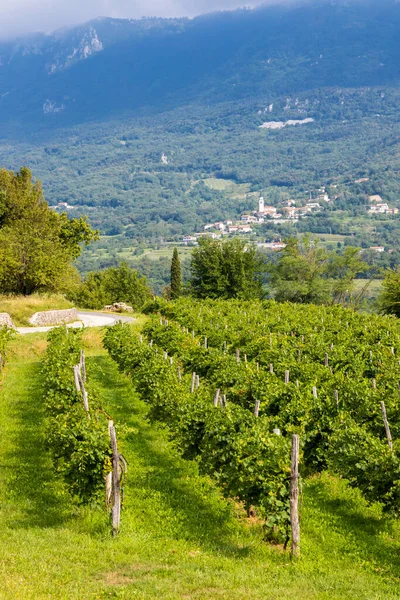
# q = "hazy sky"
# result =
<box><xmin>0</xmin><ymin>0</ymin><xmax>263</xmax><ymax>39</ymax></box>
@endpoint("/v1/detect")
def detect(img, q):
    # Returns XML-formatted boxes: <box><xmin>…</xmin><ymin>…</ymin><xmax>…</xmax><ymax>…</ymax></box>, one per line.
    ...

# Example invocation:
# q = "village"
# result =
<box><xmin>182</xmin><ymin>189</ymin><xmax>332</xmax><ymax>245</ymax></box>
<box><xmin>182</xmin><ymin>188</ymin><xmax>399</xmax><ymax>251</ymax></box>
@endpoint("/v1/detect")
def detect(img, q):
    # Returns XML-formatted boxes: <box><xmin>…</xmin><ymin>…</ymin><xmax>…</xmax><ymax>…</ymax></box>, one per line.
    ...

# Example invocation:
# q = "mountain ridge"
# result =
<box><xmin>0</xmin><ymin>1</ymin><xmax>399</xmax><ymax>130</ymax></box>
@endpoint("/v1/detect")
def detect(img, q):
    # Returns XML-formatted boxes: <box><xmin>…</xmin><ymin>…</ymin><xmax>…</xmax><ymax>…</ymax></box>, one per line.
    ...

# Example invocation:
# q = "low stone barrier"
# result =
<box><xmin>29</xmin><ymin>308</ymin><xmax>79</xmax><ymax>327</ymax></box>
<box><xmin>0</xmin><ymin>313</ymin><xmax>15</xmax><ymax>328</ymax></box>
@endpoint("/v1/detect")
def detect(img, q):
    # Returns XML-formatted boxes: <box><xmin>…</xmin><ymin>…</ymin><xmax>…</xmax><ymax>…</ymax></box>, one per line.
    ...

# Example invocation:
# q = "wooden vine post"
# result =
<box><xmin>73</xmin><ymin>363</ymin><xmax>90</xmax><ymax>418</ymax></box>
<box><xmin>108</xmin><ymin>420</ymin><xmax>121</xmax><ymax>536</ymax></box>
<box><xmin>380</xmin><ymin>401</ymin><xmax>393</xmax><ymax>450</ymax></box>
<box><xmin>290</xmin><ymin>434</ymin><xmax>300</xmax><ymax>558</ymax></box>
<box><xmin>73</xmin><ymin>365</ymin><xmax>81</xmax><ymax>393</ymax></box>
<box><xmin>80</xmin><ymin>350</ymin><xmax>86</xmax><ymax>383</ymax></box>
<box><xmin>190</xmin><ymin>372</ymin><xmax>196</xmax><ymax>393</ymax></box>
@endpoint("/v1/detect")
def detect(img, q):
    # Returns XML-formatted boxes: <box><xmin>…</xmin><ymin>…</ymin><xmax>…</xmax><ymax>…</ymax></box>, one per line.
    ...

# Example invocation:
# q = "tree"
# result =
<box><xmin>377</xmin><ymin>268</ymin><xmax>400</xmax><ymax>317</ymax></box>
<box><xmin>328</xmin><ymin>247</ymin><xmax>370</xmax><ymax>306</ymax></box>
<box><xmin>71</xmin><ymin>262</ymin><xmax>152</xmax><ymax>310</ymax></box>
<box><xmin>102</xmin><ymin>262</ymin><xmax>152</xmax><ymax>308</ymax></box>
<box><xmin>189</xmin><ymin>237</ymin><xmax>266</xmax><ymax>300</ymax></box>
<box><xmin>0</xmin><ymin>167</ymin><xmax>98</xmax><ymax>294</ymax></box>
<box><xmin>170</xmin><ymin>247</ymin><xmax>182</xmax><ymax>299</ymax></box>
<box><xmin>270</xmin><ymin>236</ymin><xmax>370</xmax><ymax>306</ymax></box>
<box><xmin>270</xmin><ymin>236</ymin><xmax>331</xmax><ymax>304</ymax></box>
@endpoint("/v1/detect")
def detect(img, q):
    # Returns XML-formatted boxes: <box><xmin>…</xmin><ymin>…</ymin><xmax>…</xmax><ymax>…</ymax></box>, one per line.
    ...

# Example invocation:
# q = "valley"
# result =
<box><xmin>0</xmin><ymin>2</ymin><xmax>399</xmax><ymax>287</ymax></box>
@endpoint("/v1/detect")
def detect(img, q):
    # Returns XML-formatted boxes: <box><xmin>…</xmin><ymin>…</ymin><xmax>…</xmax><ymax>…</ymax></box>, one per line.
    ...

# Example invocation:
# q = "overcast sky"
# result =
<box><xmin>0</xmin><ymin>0</ymin><xmax>264</xmax><ymax>39</ymax></box>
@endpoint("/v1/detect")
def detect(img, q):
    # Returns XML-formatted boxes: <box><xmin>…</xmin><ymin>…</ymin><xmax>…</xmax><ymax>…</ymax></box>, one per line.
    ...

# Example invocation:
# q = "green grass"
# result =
<box><xmin>0</xmin><ymin>329</ymin><xmax>400</xmax><ymax>598</ymax></box>
<box><xmin>203</xmin><ymin>177</ymin><xmax>252</xmax><ymax>198</ymax></box>
<box><xmin>353</xmin><ymin>278</ymin><xmax>383</xmax><ymax>298</ymax></box>
<box><xmin>0</xmin><ymin>294</ymin><xmax>74</xmax><ymax>326</ymax></box>
<box><xmin>89</xmin><ymin>245</ymin><xmax>193</xmax><ymax>263</ymax></box>
<box><xmin>318</xmin><ymin>234</ymin><xmax>350</xmax><ymax>244</ymax></box>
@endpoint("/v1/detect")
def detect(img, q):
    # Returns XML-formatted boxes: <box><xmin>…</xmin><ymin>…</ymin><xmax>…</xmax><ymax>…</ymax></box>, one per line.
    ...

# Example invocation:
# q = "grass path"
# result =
<box><xmin>0</xmin><ymin>332</ymin><xmax>399</xmax><ymax>598</ymax></box>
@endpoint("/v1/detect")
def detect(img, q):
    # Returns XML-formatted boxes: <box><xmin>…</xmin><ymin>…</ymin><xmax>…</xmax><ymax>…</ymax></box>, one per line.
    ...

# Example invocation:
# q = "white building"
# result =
<box><xmin>263</xmin><ymin>242</ymin><xmax>287</xmax><ymax>250</ymax></box>
<box><xmin>196</xmin><ymin>232</ymin><xmax>221</xmax><ymax>239</ymax></box>
<box><xmin>55</xmin><ymin>201</ymin><xmax>74</xmax><ymax>210</ymax></box>
<box><xmin>182</xmin><ymin>236</ymin><xmax>197</xmax><ymax>244</ymax></box>
<box><xmin>282</xmin><ymin>207</ymin><xmax>297</xmax><ymax>218</ymax></box>
<box><xmin>214</xmin><ymin>222</ymin><xmax>226</xmax><ymax>230</ymax></box>
<box><xmin>241</xmin><ymin>214</ymin><xmax>258</xmax><ymax>223</ymax></box>
<box><xmin>368</xmin><ymin>203</ymin><xmax>390</xmax><ymax>214</ymax></box>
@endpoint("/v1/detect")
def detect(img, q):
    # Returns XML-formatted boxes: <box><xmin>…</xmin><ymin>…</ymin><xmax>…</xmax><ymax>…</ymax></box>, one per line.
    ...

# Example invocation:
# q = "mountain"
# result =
<box><xmin>0</xmin><ymin>2</ymin><xmax>399</xmax><ymax>127</ymax></box>
<box><xmin>0</xmin><ymin>1</ymin><xmax>399</xmax><ymax>264</ymax></box>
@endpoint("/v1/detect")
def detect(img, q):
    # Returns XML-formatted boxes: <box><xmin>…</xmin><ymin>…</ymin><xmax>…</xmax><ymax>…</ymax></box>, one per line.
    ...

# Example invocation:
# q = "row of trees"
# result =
<box><xmin>184</xmin><ymin>237</ymin><xmax>369</xmax><ymax>306</ymax></box>
<box><xmin>167</xmin><ymin>237</ymin><xmax>400</xmax><ymax>315</ymax></box>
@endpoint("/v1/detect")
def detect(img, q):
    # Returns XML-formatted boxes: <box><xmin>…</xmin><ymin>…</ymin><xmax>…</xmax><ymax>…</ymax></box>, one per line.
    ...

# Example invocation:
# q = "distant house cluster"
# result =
<box><xmin>53</xmin><ymin>201</ymin><xmax>74</xmax><ymax>210</ymax></box>
<box><xmin>256</xmin><ymin>194</ymin><xmax>323</xmax><ymax>221</ymax></box>
<box><xmin>368</xmin><ymin>195</ymin><xmax>399</xmax><ymax>215</ymax></box>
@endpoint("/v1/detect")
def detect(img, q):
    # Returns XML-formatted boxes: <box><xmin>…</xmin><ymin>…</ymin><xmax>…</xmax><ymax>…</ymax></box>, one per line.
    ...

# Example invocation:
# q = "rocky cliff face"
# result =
<box><xmin>46</xmin><ymin>27</ymin><xmax>103</xmax><ymax>74</ymax></box>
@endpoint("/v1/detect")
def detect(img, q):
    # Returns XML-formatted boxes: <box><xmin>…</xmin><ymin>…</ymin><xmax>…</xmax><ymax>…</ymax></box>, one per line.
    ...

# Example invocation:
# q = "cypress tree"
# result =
<box><xmin>170</xmin><ymin>247</ymin><xmax>182</xmax><ymax>299</ymax></box>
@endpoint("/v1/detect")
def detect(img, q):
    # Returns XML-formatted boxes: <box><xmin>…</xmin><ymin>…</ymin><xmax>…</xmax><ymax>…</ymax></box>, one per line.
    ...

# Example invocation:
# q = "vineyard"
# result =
<box><xmin>42</xmin><ymin>327</ymin><xmax>123</xmax><ymax>532</ymax></box>
<box><xmin>104</xmin><ymin>298</ymin><xmax>400</xmax><ymax>547</ymax></box>
<box><xmin>0</xmin><ymin>310</ymin><xmax>399</xmax><ymax>597</ymax></box>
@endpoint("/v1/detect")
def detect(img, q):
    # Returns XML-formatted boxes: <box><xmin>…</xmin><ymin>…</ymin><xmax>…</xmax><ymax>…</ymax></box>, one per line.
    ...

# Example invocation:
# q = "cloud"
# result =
<box><xmin>0</xmin><ymin>0</ymin><xmax>262</xmax><ymax>39</ymax></box>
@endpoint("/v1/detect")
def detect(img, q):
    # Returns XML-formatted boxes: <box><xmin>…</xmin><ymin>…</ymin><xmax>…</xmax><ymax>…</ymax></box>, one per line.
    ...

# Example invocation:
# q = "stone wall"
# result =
<box><xmin>29</xmin><ymin>308</ymin><xmax>79</xmax><ymax>327</ymax></box>
<box><xmin>0</xmin><ymin>313</ymin><xmax>14</xmax><ymax>328</ymax></box>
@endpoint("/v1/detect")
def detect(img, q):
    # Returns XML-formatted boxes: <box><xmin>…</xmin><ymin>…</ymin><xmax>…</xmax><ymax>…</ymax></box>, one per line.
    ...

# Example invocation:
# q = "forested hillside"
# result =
<box><xmin>0</xmin><ymin>1</ymin><xmax>399</xmax><ymax>258</ymax></box>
